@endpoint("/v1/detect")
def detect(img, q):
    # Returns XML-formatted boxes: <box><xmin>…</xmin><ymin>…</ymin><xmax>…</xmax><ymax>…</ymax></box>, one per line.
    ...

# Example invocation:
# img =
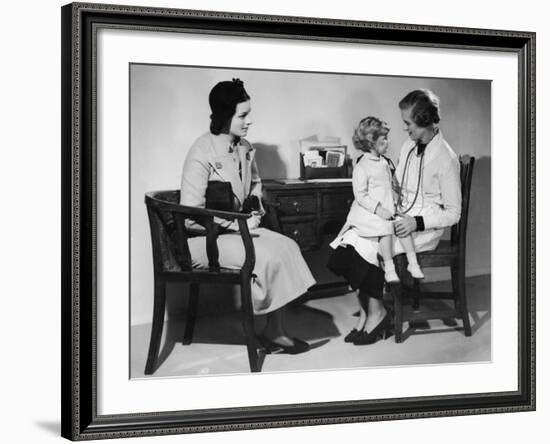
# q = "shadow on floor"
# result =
<box><xmin>153</xmin><ymin>303</ymin><xmax>340</xmax><ymax>372</ymax></box>
<box><xmin>391</xmin><ymin>274</ymin><xmax>491</xmax><ymax>341</ymax></box>
<box><xmin>134</xmin><ymin>274</ymin><xmax>491</xmax><ymax>377</ymax></box>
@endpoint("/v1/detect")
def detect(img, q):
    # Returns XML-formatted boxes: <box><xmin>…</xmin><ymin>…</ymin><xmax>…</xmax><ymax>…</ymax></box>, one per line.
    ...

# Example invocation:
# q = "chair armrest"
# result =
<box><xmin>193</xmin><ymin>208</ymin><xmax>254</xmax><ymax>272</ymax></box>
<box><xmin>236</xmin><ymin>219</ymin><xmax>256</xmax><ymax>275</ymax></box>
<box><xmin>146</xmin><ymin>193</ymin><xmax>254</xmax><ymax>223</ymax></box>
<box><xmin>201</xmin><ymin>214</ymin><xmax>256</xmax><ymax>273</ymax></box>
<box><xmin>179</xmin><ymin>206</ymin><xmax>255</xmax><ymax>273</ymax></box>
<box><xmin>172</xmin><ymin>204</ymin><xmax>253</xmax><ymax>222</ymax></box>
<box><xmin>145</xmin><ymin>194</ymin><xmax>256</xmax><ymax>272</ymax></box>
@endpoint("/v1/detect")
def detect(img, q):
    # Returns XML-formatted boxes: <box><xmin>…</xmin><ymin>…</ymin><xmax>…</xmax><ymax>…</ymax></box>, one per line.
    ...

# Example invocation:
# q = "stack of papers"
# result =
<box><xmin>303</xmin><ymin>150</ymin><xmax>323</xmax><ymax>167</ymax></box>
<box><xmin>300</xmin><ymin>135</ymin><xmax>347</xmax><ymax>168</ymax></box>
<box><xmin>326</xmin><ymin>151</ymin><xmax>345</xmax><ymax>167</ymax></box>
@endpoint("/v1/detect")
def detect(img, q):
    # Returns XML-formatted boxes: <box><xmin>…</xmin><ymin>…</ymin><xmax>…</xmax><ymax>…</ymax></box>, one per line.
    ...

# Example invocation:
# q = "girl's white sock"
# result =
<box><xmin>406</xmin><ymin>252</ymin><xmax>419</xmax><ymax>266</ymax></box>
<box><xmin>384</xmin><ymin>260</ymin><xmax>399</xmax><ymax>282</ymax></box>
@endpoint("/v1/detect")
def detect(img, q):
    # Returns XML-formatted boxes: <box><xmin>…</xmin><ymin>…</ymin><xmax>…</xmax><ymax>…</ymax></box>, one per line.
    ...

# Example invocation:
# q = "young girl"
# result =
<box><xmin>331</xmin><ymin>116</ymin><xmax>424</xmax><ymax>284</ymax></box>
<box><xmin>328</xmin><ymin>116</ymin><xmax>424</xmax><ymax>344</ymax></box>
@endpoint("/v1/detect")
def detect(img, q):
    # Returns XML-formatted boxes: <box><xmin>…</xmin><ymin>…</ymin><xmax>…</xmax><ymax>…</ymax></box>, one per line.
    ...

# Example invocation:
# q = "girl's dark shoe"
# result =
<box><xmin>352</xmin><ymin>313</ymin><xmax>393</xmax><ymax>345</ymax></box>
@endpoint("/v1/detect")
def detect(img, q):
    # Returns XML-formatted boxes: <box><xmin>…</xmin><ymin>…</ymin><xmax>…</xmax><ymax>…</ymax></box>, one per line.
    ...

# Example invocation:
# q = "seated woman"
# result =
<box><xmin>329</xmin><ymin>89</ymin><xmax>461</xmax><ymax>346</ymax></box>
<box><xmin>180</xmin><ymin>78</ymin><xmax>316</xmax><ymax>354</ymax></box>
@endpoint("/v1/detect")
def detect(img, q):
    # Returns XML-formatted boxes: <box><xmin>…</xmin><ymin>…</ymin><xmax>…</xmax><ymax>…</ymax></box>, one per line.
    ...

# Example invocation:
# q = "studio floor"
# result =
<box><xmin>131</xmin><ymin>275</ymin><xmax>491</xmax><ymax>378</ymax></box>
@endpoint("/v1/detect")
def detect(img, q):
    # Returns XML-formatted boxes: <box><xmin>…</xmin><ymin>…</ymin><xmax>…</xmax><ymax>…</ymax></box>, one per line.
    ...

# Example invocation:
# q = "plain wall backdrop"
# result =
<box><xmin>0</xmin><ymin>0</ymin><xmax>546</xmax><ymax>443</ymax></box>
<box><xmin>131</xmin><ymin>65</ymin><xmax>491</xmax><ymax>325</ymax></box>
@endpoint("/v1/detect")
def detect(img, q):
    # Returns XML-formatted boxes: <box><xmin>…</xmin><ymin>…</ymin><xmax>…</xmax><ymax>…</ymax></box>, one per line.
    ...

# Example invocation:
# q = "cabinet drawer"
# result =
<box><xmin>322</xmin><ymin>191</ymin><xmax>354</xmax><ymax>214</ymax></box>
<box><xmin>281</xmin><ymin>222</ymin><xmax>317</xmax><ymax>249</ymax></box>
<box><xmin>277</xmin><ymin>194</ymin><xmax>317</xmax><ymax>216</ymax></box>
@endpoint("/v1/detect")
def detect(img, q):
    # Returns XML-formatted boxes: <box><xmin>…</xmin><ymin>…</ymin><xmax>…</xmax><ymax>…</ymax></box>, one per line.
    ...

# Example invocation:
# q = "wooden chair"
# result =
<box><xmin>391</xmin><ymin>155</ymin><xmax>475</xmax><ymax>343</ymax></box>
<box><xmin>143</xmin><ymin>190</ymin><xmax>264</xmax><ymax>374</ymax></box>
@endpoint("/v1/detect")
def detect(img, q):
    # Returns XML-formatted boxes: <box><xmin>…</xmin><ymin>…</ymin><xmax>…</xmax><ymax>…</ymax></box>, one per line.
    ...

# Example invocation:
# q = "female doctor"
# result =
<box><xmin>393</xmin><ymin>89</ymin><xmax>461</xmax><ymax>249</ymax></box>
<box><xmin>329</xmin><ymin>89</ymin><xmax>461</xmax><ymax>345</ymax></box>
<box><xmin>180</xmin><ymin>79</ymin><xmax>315</xmax><ymax>354</ymax></box>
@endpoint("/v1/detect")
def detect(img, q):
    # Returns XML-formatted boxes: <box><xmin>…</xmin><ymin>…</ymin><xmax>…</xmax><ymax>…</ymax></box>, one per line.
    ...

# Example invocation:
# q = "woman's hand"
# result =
<box><xmin>246</xmin><ymin>212</ymin><xmax>262</xmax><ymax>230</ymax></box>
<box><xmin>227</xmin><ymin>212</ymin><xmax>261</xmax><ymax>232</ymax></box>
<box><xmin>393</xmin><ymin>214</ymin><xmax>417</xmax><ymax>237</ymax></box>
<box><xmin>375</xmin><ymin>206</ymin><xmax>393</xmax><ymax>220</ymax></box>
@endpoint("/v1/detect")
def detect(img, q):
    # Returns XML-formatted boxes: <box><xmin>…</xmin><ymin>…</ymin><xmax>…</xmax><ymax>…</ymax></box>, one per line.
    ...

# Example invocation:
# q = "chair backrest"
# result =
<box><xmin>451</xmin><ymin>155</ymin><xmax>475</xmax><ymax>250</ymax></box>
<box><xmin>145</xmin><ymin>190</ymin><xmax>192</xmax><ymax>273</ymax></box>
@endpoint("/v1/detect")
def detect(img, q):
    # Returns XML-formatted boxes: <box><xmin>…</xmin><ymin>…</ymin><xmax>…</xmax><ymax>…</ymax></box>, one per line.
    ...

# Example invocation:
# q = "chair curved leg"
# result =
<box><xmin>145</xmin><ymin>279</ymin><xmax>166</xmax><ymax>375</ymax></box>
<box><xmin>451</xmin><ymin>263</ymin><xmax>459</xmax><ymax>304</ymax></box>
<box><xmin>457</xmin><ymin>262</ymin><xmax>472</xmax><ymax>336</ymax></box>
<box><xmin>390</xmin><ymin>283</ymin><xmax>404</xmax><ymax>343</ymax></box>
<box><xmin>412</xmin><ymin>279</ymin><xmax>420</xmax><ymax>311</ymax></box>
<box><xmin>240</xmin><ymin>277</ymin><xmax>262</xmax><ymax>372</ymax></box>
<box><xmin>183</xmin><ymin>282</ymin><xmax>199</xmax><ymax>345</ymax></box>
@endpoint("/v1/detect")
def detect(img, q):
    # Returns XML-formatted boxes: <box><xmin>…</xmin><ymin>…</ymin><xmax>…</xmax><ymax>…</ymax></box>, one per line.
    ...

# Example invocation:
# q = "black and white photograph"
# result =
<box><xmin>3</xmin><ymin>0</ymin><xmax>547</xmax><ymax>441</ymax></box>
<box><xmin>55</xmin><ymin>1</ymin><xmax>538</xmax><ymax>441</ymax></box>
<box><xmin>129</xmin><ymin>64</ymin><xmax>492</xmax><ymax>378</ymax></box>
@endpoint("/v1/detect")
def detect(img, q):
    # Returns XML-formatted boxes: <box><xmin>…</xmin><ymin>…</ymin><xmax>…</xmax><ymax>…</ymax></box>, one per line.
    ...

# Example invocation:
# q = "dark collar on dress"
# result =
<box><xmin>416</xmin><ymin>142</ymin><xmax>427</xmax><ymax>155</ymax></box>
<box><xmin>228</xmin><ymin>137</ymin><xmax>240</xmax><ymax>153</ymax></box>
<box><xmin>417</xmin><ymin>127</ymin><xmax>439</xmax><ymax>155</ymax></box>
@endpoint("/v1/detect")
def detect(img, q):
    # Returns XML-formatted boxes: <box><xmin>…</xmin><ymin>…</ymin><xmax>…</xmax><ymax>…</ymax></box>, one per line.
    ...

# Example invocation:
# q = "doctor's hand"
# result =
<box><xmin>393</xmin><ymin>214</ymin><xmax>417</xmax><ymax>237</ymax></box>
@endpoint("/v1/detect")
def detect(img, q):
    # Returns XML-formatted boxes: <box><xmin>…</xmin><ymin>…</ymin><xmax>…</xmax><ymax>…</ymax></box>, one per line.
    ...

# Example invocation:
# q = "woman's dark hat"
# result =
<box><xmin>209</xmin><ymin>78</ymin><xmax>250</xmax><ymax>134</ymax></box>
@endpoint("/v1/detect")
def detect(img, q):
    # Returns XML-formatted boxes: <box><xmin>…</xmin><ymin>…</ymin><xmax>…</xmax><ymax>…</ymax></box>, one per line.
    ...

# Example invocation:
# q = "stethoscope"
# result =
<box><xmin>395</xmin><ymin>143</ymin><xmax>425</xmax><ymax>215</ymax></box>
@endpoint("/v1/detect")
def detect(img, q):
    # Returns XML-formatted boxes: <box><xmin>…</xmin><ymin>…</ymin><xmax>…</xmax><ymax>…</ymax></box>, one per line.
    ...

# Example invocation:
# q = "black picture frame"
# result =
<box><xmin>61</xmin><ymin>2</ymin><xmax>536</xmax><ymax>440</ymax></box>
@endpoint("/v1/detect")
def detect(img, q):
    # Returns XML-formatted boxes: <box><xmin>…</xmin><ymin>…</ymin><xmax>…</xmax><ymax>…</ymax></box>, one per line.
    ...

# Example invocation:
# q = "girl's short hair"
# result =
<box><xmin>352</xmin><ymin>116</ymin><xmax>390</xmax><ymax>153</ymax></box>
<box><xmin>209</xmin><ymin>78</ymin><xmax>250</xmax><ymax>135</ymax></box>
<box><xmin>398</xmin><ymin>89</ymin><xmax>441</xmax><ymax>127</ymax></box>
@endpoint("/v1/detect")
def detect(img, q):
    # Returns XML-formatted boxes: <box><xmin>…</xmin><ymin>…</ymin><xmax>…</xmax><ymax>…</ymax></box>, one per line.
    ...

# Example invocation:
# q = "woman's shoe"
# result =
<box><xmin>344</xmin><ymin>328</ymin><xmax>360</xmax><ymax>343</ymax></box>
<box><xmin>352</xmin><ymin>313</ymin><xmax>393</xmax><ymax>345</ymax></box>
<box><xmin>344</xmin><ymin>314</ymin><xmax>367</xmax><ymax>343</ymax></box>
<box><xmin>407</xmin><ymin>263</ymin><xmax>425</xmax><ymax>279</ymax></box>
<box><xmin>258</xmin><ymin>335</ymin><xmax>311</xmax><ymax>354</ymax></box>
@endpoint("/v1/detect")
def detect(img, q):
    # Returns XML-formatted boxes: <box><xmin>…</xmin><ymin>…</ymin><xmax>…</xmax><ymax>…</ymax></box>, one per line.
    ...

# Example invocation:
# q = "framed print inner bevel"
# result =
<box><xmin>61</xmin><ymin>2</ymin><xmax>535</xmax><ymax>440</ymax></box>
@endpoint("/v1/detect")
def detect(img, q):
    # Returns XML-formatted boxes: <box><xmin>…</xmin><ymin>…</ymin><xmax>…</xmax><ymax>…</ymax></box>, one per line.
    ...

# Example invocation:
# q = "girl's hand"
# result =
<box><xmin>375</xmin><ymin>206</ymin><xmax>393</xmax><ymax>220</ymax></box>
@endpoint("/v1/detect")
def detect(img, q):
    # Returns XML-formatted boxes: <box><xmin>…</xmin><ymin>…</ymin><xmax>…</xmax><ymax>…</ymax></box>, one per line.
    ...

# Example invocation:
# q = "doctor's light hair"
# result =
<box><xmin>398</xmin><ymin>89</ymin><xmax>441</xmax><ymax>127</ymax></box>
<box><xmin>352</xmin><ymin>116</ymin><xmax>390</xmax><ymax>153</ymax></box>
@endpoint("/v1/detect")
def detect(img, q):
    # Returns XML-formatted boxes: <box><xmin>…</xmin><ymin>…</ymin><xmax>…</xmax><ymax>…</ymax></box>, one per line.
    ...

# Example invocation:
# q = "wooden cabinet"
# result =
<box><xmin>281</xmin><ymin>220</ymin><xmax>318</xmax><ymax>247</ymax></box>
<box><xmin>262</xmin><ymin>181</ymin><xmax>353</xmax><ymax>250</ymax></box>
<box><xmin>262</xmin><ymin>180</ymin><xmax>354</xmax><ymax>298</ymax></box>
<box><xmin>321</xmin><ymin>191</ymin><xmax>354</xmax><ymax>215</ymax></box>
<box><xmin>277</xmin><ymin>193</ymin><xmax>317</xmax><ymax>216</ymax></box>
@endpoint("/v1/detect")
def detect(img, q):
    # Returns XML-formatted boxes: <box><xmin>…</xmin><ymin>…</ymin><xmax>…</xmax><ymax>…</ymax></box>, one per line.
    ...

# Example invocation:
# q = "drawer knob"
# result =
<box><xmin>346</xmin><ymin>198</ymin><xmax>353</xmax><ymax>207</ymax></box>
<box><xmin>292</xmin><ymin>229</ymin><xmax>301</xmax><ymax>240</ymax></box>
<box><xmin>292</xmin><ymin>201</ymin><xmax>301</xmax><ymax>213</ymax></box>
